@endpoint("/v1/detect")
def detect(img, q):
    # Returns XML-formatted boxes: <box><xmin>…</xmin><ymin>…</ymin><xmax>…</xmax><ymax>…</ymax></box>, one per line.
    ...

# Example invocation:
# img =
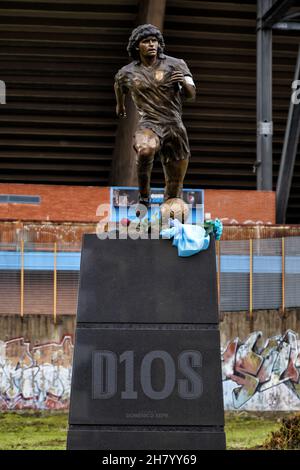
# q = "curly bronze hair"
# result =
<box><xmin>127</xmin><ymin>24</ymin><xmax>165</xmax><ymax>61</ymax></box>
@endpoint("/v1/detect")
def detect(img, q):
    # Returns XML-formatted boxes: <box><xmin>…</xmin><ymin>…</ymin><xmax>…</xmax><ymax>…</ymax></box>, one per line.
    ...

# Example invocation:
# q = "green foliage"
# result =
<box><xmin>262</xmin><ymin>413</ymin><xmax>300</xmax><ymax>450</ymax></box>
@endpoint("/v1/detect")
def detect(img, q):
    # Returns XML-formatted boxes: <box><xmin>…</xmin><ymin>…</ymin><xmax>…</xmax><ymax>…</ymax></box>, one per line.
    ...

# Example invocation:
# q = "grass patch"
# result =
<box><xmin>224</xmin><ymin>412</ymin><xmax>284</xmax><ymax>450</ymax></box>
<box><xmin>0</xmin><ymin>410</ymin><xmax>295</xmax><ymax>450</ymax></box>
<box><xmin>0</xmin><ymin>411</ymin><xmax>68</xmax><ymax>450</ymax></box>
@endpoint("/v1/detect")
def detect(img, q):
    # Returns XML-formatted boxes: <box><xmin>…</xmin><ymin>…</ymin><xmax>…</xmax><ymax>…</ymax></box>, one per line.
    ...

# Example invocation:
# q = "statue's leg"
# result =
<box><xmin>162</xmin><ymin>158</ymin><xmax>189</xmax><ymax>201</ymax></box>
<box><xmin>134</xmin><ymin>128</ymin><xmax>160</xmax><ymax>203</ymax></box>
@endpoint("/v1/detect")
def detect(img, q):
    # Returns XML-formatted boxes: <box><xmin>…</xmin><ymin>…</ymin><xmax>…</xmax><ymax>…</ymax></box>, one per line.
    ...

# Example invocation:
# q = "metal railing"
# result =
<box><xmin>0</xmin><ymin>237</ymin><xmax>300</xmax><ymax>321</ymax></box>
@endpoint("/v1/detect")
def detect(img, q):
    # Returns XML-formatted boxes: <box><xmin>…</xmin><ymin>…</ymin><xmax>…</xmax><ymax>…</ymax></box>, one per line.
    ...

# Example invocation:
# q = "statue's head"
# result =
<box><xmin>127</xmin><ymin>24</ymin><xmax>165</xmax><ymax>61</ymax></box>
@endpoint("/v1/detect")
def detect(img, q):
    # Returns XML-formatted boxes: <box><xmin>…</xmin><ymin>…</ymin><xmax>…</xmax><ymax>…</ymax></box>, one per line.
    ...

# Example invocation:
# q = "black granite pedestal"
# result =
<box><xmin>67</xmin><ymin>234</ymin><xmax>226</xmax><ymax>450</ymax></box>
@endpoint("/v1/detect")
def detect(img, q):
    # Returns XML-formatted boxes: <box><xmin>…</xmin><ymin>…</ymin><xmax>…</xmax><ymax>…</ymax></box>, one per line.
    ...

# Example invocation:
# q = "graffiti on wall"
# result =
<box><xmin>0</xmin><ymin>336</ymin><xmax>73</xmax><ymax>410</ymax></box>
<box><xmin>222</xmin><ymin>330</ymin><xmax>300</xmax><ymax>411</ymax></box>
<box><xmin>1</xmin><ymin>331</ymin><xmax>300</xmax><ymax>411</ymax></box>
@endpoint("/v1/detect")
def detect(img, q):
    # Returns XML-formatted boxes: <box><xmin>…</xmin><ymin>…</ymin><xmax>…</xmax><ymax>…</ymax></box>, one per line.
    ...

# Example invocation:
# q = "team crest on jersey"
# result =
<box><xmin>133</xmin><ymin>77</ymin><xmax>142</xmax><ymax>87</ymax></box>
<box><xmin>155</xmin><ymin>70</ymin><xmax>164</xmax><ymax>81</ymax></box>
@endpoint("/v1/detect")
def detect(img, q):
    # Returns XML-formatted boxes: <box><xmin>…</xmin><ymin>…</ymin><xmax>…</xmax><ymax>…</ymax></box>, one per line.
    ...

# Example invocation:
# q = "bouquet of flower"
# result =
<box><xmin>203</xmin><ymin>218</ymin><xmax>223</xmax><ymax>241</ymax></box>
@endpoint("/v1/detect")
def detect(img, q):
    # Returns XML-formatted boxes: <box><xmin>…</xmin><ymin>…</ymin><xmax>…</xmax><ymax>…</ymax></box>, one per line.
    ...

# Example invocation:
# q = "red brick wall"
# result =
<box><xmin>0</xmin><ymin>184</ymin><xmax>275</xmax><ymax>225</ymax></box>
<box><xmin>205</xmin><ymin>189</ymin><xmax>275</xmax><ymax>225</ymax></box>
<box><xmin>0</xmin><ymin>183</ymin><xmax>110</xmax><ymax>223</ymax></box>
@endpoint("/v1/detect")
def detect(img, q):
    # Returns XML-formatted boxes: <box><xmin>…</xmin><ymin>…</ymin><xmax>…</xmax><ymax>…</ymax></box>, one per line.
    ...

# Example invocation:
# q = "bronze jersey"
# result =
<box><xmin>115</xmin><ymin>54</ymin><xmax>195</xmax><ymax>163</ymax></box>
<box><xmin>115</xmin><ymin>54</ymin><xmax>194</xmax><ymax>126</ymax></box>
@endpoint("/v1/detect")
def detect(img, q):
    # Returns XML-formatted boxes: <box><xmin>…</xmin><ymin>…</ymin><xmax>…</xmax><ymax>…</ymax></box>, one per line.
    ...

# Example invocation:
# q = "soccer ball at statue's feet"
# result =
<box><xmin>160</xmin><ymin>198</ymin><xmax>190</xmax><ymax>225</ymax></box>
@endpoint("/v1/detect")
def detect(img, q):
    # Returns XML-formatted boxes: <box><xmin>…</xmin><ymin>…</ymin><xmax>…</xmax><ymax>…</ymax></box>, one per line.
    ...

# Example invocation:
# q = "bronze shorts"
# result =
<box><xmin>134</xmin><ymin>120</ymin><xmax>191</xmax><ymax>165</ymax></box>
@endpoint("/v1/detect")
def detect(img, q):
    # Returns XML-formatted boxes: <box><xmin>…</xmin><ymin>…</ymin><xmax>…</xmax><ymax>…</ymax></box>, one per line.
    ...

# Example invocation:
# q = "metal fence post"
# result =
<box><xmin>20</xmin><ymin>240</ymin><xmax>24</xmax><ymax>318</ymax></box>
<box><xmin>216</xmin><ymin>240</ymin><xmax>223</xmax><ymax>321</ymax></box>
<box><xmin>53</xmin><ymin>242</ymin><xmax>57</xmax><ymax>324</ymax></box>
<box><xmin>216</xmin><ymin>240</ymin><xmax>221</xmax><ymax>306</ymax></box>
<box><xmin>281</xmin><ymin>237</ymin><xmax>286</xmax><ymax>317</ymax></box>
<box><xmin>249</xmin><ymin>238</ymin><xmax>253</xmax><ymax>322</ymax></box>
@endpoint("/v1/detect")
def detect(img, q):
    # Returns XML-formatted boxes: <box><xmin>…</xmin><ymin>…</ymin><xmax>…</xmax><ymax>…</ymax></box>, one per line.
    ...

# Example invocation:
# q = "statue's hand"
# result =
<box><xmin>116</xmin><ymin>104</ymin><xmax>127</xmax><ymax>118</ymax></box>
<box><xmin>169</xmin><ymin>71</ymin><xmax>185</xmax><ymax>84</ymax></box>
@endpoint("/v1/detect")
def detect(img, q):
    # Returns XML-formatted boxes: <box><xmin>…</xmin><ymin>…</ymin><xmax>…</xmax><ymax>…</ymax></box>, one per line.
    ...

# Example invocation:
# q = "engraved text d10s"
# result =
<box><xmin>92</xmin><ymin>350</ymin><xmax>203</xmax><ymax>400</ymax></box>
